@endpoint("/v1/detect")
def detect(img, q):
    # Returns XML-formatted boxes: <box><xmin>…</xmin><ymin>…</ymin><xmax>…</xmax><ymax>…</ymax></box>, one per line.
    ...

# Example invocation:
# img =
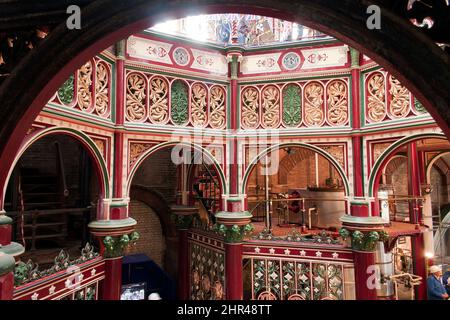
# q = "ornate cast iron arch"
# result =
<box><xmin>242</xmin><ymin>142</ymin><xmax>350</xmax><ymax>196</ymax></box>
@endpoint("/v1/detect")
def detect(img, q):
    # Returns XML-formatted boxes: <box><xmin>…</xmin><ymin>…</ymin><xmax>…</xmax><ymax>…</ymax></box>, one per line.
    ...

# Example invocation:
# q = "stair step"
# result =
<box><xmin>24</xmin><ymin>202</ymin><xmax>63</xmax><ymax>208</ymax></box>
<box><xmin>23</xmin><ymin>233</ymin><xmax>66</xmax><ymax>240</ymax></box>
<box><xmin>23</xmin><ymin>222</ymin><xmax>66</xmax><ymax>228</ymax></box>
<box><xmin>23</xmin><ymin>192</ymin><xmax>59</xmax><ymax>197</ymax></box>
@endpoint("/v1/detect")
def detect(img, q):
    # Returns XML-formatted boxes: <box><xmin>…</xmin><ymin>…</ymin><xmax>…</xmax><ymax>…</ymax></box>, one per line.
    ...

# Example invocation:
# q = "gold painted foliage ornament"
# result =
<box><xmin>241</xmin><ymin>87</ymin><xmax>259</xmax><ymax>129</ymax></box>
<box><xmin>389</xmin><ymin>75</ymin><xmax>410</xmax><ymax>118</ymax></box>
<box><xmin>209</xmin><ymin>86</ymin><xmax>226</xmax><ymax>129</ymax></box>
<box><xmin>126</xmin><ymin>73</ymin><xmax>146</xmax><ymax>121</ymax></box>
<box><xmin>367</xmin><ymin>72</ymin><xmax>386</xmax><ymax>122</ymax></box>
<box><xmin>327</xmin><ymin>80</ymin><xmax>348</xmax><ymax>126</ymax></box>
<box><xmin>191</xmin><ymin>83</ymin><xmax>208</xmax><ymax>127</ymax></box>
<box><xmin>77</xmin><ymin>61</ymin><xmax>93</xmax><ymax>111</ymax></box>
<box><xmin>149</xmin><ymin>76</ymin><xmax>169</xmax><ymax>123</ymax></box>
<box><xmin>95</xmin><ymin>62</ymin><xmax>109</xmax><ymax>116</ymax></box>
<box><xmin>304</xmin><ymin>82</ymin><xmax>325</xmax><ymax>126</ymax></box>
<box><xmin>261</xmin><ymin>86</ymin><xmax>280</xmax><ymax>128</ymax></box>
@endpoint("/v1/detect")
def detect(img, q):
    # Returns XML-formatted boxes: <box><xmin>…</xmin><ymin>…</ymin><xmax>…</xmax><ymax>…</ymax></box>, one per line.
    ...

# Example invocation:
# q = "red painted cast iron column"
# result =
<box><xmin>343</xmin><ymin>49</ymin><xmax>379</xmax><ymax>300</ymax></box>
<box><xmin>0</xmin><ymin>253</ymin><xmax>15</xmax><ymax>300</ymax></box>
<box><xmin>223</xmin><ymin>51</ymin><xmax>247</xmax><ymax>300</ymax></box>
<box><xmin>349</xmin><ymin>48</ymin><xmax>369</xmax><ymax>217</ymax></box>
<box><xmin>407</xmin><ymin>142</ymin><xmax>427</xmax><ymax>300</ymax></box>
<box><xmin>171</xmin><ymin>205</ymin><xmax>197</xmax><ymax>300</ymax></box>
<box><xmin>111</xmin><ymin>40</ymin><xmax>127</xmax><ymax>220</ymax></box>
<box><xmin>225</xmin><ymin>242</ymin><xmax>243</xmax><ymax>299</ymax></box>
<box><xmin>103</xmin><ymin>257</ymin><xmax>123</xmax><ymax>300</ymax></box>
<box><xmin>353</xmin><ymin>250</ymin><xmax>378</xmax><ymax>300</ymax></box>
<box><xmin>0</xmin><ymin>212</ymin><xmax>24</xmax><ymax>300</ymax></box>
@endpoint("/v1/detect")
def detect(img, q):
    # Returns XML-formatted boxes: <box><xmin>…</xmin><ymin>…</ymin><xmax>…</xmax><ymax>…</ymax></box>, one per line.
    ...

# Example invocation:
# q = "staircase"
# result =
<box><xmin>14</xmin><ymin>167</ymin><xmax>69</xmax><ymax>250</ymax></box>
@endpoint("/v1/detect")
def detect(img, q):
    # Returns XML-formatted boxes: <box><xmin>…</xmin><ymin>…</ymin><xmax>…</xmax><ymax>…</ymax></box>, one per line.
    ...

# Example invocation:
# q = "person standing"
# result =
<box><xmin>427</xmin><ymin>265</ymin><xmax>449</xmax><ymax>300</ymax></box>
<box><xmin>442</xmin><ymin>267</ymin><xmax>450</xmax><ymax>296</ymax></box>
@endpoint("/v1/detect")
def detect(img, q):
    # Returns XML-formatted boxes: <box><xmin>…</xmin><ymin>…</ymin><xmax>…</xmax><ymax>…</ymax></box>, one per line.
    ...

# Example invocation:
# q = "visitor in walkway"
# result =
<box><xmin>427</xmin><ymin>265</ymin><xmax>449</xmax><ymax>300</ymax></box>
<box><xmin>443</xmin><ymin>266</ymin><xmax>450</xmax><ymax>296</ymax></box>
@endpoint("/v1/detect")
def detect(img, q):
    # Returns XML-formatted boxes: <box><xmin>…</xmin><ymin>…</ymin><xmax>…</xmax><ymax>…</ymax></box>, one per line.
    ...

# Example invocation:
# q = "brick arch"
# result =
<box><xmin>2</xmin><ymin>127</ymin><xmax>110</xmax><ymax>210</ymax></box>
<box><xmin>242</xmin><ymin>142</ymin><xmax>350</xmax><ymax>195</ymax></box>
<box><xmin>278</xmin><ymin>148</ymin><xmax>315</xmax><ymax>184</ymax></box>
<box><xmin>426</xmin><ymin>151</ymin><xmax>450</xmax><ymax>184</ymax></box>
<box><xmin>129</xmin><ymin>185</ymin><xmax>176</xmax><ymax>238</ymax></box>
<box><xmin>383</xmin><ymin>155</ymin><xmax>407</xmax><ymax>185</ymax></box>
<box><xmin>368</xmin><ymin>132</ymin><xmax>446</xmax><ymax>197</ymax></box>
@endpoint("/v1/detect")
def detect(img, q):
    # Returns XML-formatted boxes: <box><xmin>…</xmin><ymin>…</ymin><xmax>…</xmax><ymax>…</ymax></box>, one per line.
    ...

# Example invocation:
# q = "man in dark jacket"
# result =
<box><xmin>427</xmin><ymin>265</ymin><xmax>449</xmax><ymax>300</ymax></box>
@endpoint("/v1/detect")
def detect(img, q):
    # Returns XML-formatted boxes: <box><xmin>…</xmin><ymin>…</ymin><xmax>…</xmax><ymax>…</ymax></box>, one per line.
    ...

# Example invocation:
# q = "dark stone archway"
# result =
<box><xmin>0</xmin><ymin>0</ymin><xmax>449</xmax><ymax>192</ymax></box>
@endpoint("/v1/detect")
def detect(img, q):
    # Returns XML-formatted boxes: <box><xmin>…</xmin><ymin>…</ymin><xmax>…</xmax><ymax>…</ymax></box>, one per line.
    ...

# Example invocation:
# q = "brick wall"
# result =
<box><xmin>127</xmin><ymin>199</ymin><xmax>166</xmax><ymax>267</ymax></box>
<box><xmin>132</xmin><ymin>148</ymin><xmax>178</xmax><ymax>204</ymax></box>
<box><xmin>247</xmin><ymin>150</ymin><xmax>342</xmax><ymax>193</ymax></box>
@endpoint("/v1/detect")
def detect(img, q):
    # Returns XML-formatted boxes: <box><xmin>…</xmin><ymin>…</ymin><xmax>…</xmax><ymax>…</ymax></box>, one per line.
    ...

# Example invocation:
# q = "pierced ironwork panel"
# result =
<box><xmin>190</xmin><ymin>242</ymin><xmax>225</xmax><ymax>300</ymax></box>
<box><xmin>247</xmin><ymin>257</ymin><xmax>345</xmax><ymax>300</ymax></box>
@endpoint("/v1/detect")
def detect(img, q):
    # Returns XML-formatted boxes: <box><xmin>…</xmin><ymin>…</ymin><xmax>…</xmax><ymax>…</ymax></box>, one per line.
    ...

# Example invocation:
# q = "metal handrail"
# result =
<box><xmin>54</xmin><ymin>141</ymin><xmax>69</xmax><ymax>197</ymax></box>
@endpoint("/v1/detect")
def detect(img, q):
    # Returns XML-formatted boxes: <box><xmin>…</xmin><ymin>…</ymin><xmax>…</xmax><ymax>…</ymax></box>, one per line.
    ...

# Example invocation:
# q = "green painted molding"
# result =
<box><xmin>0</xmin><ymin>242</ymin><xmax>25</xmax><ymax>256</ymax></box>
<box><xmin>0</xmin><ymin>214</ymin><xmax>12</xmax><ymax>225</ymax></box>
<box><xmin>339</xmin><ymin>228</ymin><xmax>388</xmax><ymax>252</ymax></box>
<box><xmin>349</xmin><ymin>48</ymin><xmax>360</xmax><ymax>68</ymax></box>
<box><xmin>103</xmin><ymin>232</ymin><xmax>140</xmax><ymax>258</ymax></box>
<box><xmin>0</xmin><ymin>253</ymin><xmax>15</xmax><ymax>276</ymax></box>
<box><xmin>88</xmin><ymin>217</ymin><xmax>137</xmax><ymax>229</ymax></box>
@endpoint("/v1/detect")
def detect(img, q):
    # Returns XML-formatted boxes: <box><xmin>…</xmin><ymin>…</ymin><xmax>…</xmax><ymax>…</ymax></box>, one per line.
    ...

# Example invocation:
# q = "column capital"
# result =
<box><xmin>339</xmin><ymin>215</ymin><xmax>388</xmax><ymax>252</ymax></box>
<box><xmin>101</xmin><ymin>232</ymin><xmax>140</xmax><ymax>258</ymax></box>
<box><xmin>226</xmin><ymin>52</ymin><xmax>243</xmax><ymax>80</ymax></box>
<box><xmin>170</xmin><ymin>205</ymin><xmax>198</xmax><ymax>230</ymax></box>
<box><xmin>213</xmin><ymin>211</ymin><xmax>253</xmax><ymax>243</ymax></box>
<box><xmin>349</xmin><ymin>47</ymin><xmax>360</xmax><ymax>68</ymax></box>
<box><xmin>115</xmin><ymin>39</ymin><xmax>126</xmax><ymax>60</ymax></box>
<box><xmin>89</xmin><ymin>217</ymin><xmax>138</xmax><ymax>258</ymax></box>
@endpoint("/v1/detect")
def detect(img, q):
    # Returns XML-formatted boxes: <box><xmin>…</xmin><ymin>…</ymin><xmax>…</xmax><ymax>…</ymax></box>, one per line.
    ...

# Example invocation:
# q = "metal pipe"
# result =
<box><xmin>264</xmin><ymin>155</ymin><xmax>271</xmax><ymax>231</ymax></box>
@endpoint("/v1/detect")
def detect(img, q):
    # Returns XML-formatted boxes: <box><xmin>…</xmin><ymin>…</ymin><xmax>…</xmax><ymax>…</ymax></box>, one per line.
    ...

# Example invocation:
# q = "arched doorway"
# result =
<box><xmin>126</xmin><ymin>143</ymin><xmax>224</xmax><ymax>299</ymax></box>
<box><xmin>4</xmin><ymin>133</ymin><xmax>102</xmax><ymax>266</ymax></box>
<box><xmin>244</xmin><ymin>144</ymin><xmax>348</xmax><ymax>238</ymax></box>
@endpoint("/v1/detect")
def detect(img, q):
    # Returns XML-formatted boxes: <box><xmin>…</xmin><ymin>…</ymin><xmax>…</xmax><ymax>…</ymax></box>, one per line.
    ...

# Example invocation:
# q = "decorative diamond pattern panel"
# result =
<box><xmin>190</xmin><ymin>242</ymin><xmax>225</xmax><ymax>300</ymax></box>
<box><xmin>249</xmin><ymin>258</ymin><xmax>344</xmax><ymax>300</ymax></box>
